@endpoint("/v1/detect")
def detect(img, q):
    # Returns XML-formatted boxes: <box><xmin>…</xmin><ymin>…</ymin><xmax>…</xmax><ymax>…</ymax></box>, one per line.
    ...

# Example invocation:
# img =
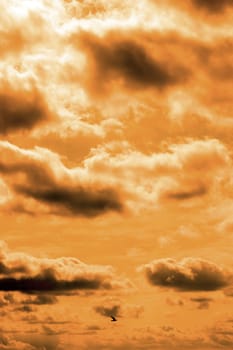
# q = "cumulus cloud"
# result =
<box><xmin>139</xmin><ymin>258</ymin><xmax>233</xmax><ymax>291</ymax></box>
<box><xmin>0</xmin><ymin>241</ymin><xmax>131</xmax><ymax>294</ymax></box>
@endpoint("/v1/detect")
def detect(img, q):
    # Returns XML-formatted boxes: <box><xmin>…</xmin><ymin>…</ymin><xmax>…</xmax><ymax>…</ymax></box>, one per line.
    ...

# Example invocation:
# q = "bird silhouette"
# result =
<box><xmin>110</xmin><ymin>315</ymin><xmax>117</xmax><ymax>322</ymax></box>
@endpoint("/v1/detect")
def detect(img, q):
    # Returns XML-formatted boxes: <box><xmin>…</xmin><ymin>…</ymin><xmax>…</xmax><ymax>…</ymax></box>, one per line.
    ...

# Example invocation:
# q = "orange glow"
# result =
<box><xmin>0</xmin><ymin>1</ymin><xmax>232</xmax><ymax>349</ymax></box>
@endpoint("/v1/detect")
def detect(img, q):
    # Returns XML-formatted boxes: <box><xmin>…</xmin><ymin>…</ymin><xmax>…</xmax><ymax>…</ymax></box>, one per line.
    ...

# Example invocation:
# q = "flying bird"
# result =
<box><xmin>110</xmin><ymin>315</ymin><xmax>117</xmax><ymax>322</ymax></box>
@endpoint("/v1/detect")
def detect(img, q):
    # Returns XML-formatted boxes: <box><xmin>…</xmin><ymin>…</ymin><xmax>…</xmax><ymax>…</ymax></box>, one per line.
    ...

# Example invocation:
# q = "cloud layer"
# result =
<box><xmin>0</xmin><ymin>138</ymin><xmax>230</xmax><ymax>216</ymax></box>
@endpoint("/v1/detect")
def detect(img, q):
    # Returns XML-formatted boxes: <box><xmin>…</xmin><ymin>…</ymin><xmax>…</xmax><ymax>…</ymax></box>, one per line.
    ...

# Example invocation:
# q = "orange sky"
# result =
<box><xmin>0</xmin><ymin>1</ymin><xmax>233</xmax><ymax>349</ymax></box>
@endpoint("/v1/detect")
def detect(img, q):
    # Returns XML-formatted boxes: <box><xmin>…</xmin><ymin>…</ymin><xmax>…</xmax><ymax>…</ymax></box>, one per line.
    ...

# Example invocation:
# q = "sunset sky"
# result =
<box><xmin>0</xmin><ymin>1</ymin><xmax>233</xmax><ymax>349</ymax></box>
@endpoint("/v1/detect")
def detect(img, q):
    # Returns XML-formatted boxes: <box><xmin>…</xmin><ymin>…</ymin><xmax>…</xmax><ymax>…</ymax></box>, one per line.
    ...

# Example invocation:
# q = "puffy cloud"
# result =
<box><xmin>94</xmin><ymin>298</ymin><xmax>144</xmax><ymax>319</ymax></box>
<box><xmin>139</xmin><ymin>258</ymin><xmax>233</xmax><ymax>291</ymax></box>
<box><xmin>0</xmin><ymin>0</ymin><xmax>64</xmax><ymax>57</ymax></box>
<box><xmin>84</xmin><ymin>138</ymin><xmax>230</xmax><ymax>208</ymax></box>
<box><xmin>0</xmin><ymin>241</ymin><xmax>131</xmax><ymax>294</ymax></box>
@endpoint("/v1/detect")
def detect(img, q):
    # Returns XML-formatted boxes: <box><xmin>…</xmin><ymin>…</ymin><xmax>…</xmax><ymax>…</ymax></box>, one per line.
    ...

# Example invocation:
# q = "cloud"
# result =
<box><xmin>190</xmin><ymin>297</ymin><xmax>213</xmax><ymax>309</ymax></box>
<box><xmin>94</xmin><ymin>299</ymin><xmax>144</xmax><ymax>319</ymax></box>
<box><xmin>165</xmin><ymin>185</ymin><xmax>207</xmax><ymax>200</ymax></box>
<box><xmin>14</xmin><ymin>305</ymin><xmax>35</xmax><ymax>313</ymax></box>
<box><xmin>191</xmin><ymin>0</ymin><xmax>233</xmax><ymax>13</ymax></box>
<box><xmin>17</xmin><ymin>186</ymin><xmax>122</xmax><ymax>217</ymax></box>
<box><xmin>94</xmin><ymin>304</ymin><xmax>121</xmax><ymax>318</ymax></box>
<box><xmin>152</xmin><ymin>0</ymin><xmax>233</xmax><ymax>18</ymax></box>
<box><xmin>0</xmin><ymin>241</ymin><xmax>132</xmax><ymax>294</ymax></box>
<box><xmin>0</xmin><ymin>141</ymin><xmax>123</xmax><ymax>217</ymax></box>
<box><xmin>21</xmin><ymin>314</ymin><xmax>73</xmax><ymax>325</ymax></box>
<box><xmin>0</xmin><ymin>138</ymin><xmax>230</xmax><ymax>216</ymax></box>
<box><xmin>75</xmin><ymin>30</ymin><xmax>189</xmax><ymax>96</ymax></box>
<box><xmin>0</xmin><ymin>0</ymin><xmax>63</xmax><ymax>57</ymax></box>
<box><xmin>84</xmin><ymin>138</ymin><xmax>230</xmax><ymax>208</ymax></box>
<box><xmin>0</xmin><ymin>293</ymin><xmax>15</xmax><ymax>308</ymax></box>
<box><xmin>224</xmin><ymin>286</ymin><xmax>233</xmax><ymax>297</ymax></box>
<box><xmin>0</xmin><ymin>333</ymin><xmax>36</xmax><ymax>350</ymax></box>
<box><xmin>22</xmin><ymin>295</ymin><xmax>58</xmax><ymax>305</ymax></box>
<box><xmin>63</xmin><ymin>0</ymin><xmax>131</xmax><ymax>19</ymax></box>
<box><xmin>0</xmin><ymin>83</ymin><xmax>50</xmax><ymax>135</ymax></box>
<box><xmin>209</xmin><ymin>322</ymin><xmax>233</xmax><ymax>348</ymax></box>
<box><xmin>139</xmin><ymin>257</ymin><xmax>233</xmax><ymax>291</ymax></box>
<box><xmin>166</xmin><ymin>297</ymin><xmax>184</xmax><ymax>306</ymax></box>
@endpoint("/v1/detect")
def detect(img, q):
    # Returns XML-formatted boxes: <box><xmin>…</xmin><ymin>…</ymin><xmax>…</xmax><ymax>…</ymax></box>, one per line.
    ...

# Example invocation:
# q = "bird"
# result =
<box><xmin>110</xmin><ymin>315</ymin><xmax>117</xmax><ymax>322</ymax></box>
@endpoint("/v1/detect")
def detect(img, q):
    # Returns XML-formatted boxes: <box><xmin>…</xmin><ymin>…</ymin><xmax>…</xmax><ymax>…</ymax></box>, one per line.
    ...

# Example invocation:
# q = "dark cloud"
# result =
<box><xmin>77</xmin><ymin>30</ymin><xmax>189</xmax><ymax>94</ymax></box>
<box><xmin>0</xmin><ymin>85</ymin><xmax>49</xmax><ymax>134</ymax></box>
<box><xmin>139</xmin><ymin>258</ymin><xmax>232</xmax><ymax>291</ymax></box>
<box><xmin>191</xmin><ymin>0</ymin><xmax>233</xmax><ymax>13</ymax></box>
<box><xmin>0</xmin><ymin>277</ymin><xmax>108</xmax><ymax>293</ymax></box>
<box><xmin>94</xmin><ymin>300</ymin><xmax>143</xmax><ymax>319</ymax></box>
<box><xmin>0</xmin><ymin>141</ymin><xmax>123</xmax><ymax>217</ymax></box>
<box><xmin>166</xmin><ymin>185</ymin><xmax>207</xmax><ymax>200</ymax></box>
<box><xmin>94</xmin><ymin>304</ymin><xmax>121</xmax><ymax>318</ymax></box>
<box><xmin>153</xmin><ymin>0</ymin><xmax>233</xmax><ymax>17</ymax></box>
<box><xmin>15</xmin><ymin>185</ymin><xmax>122</xmax><ymax>218</ymax></box>
<box><xmin>0</xmin><ymin>241</ymin><xmax>131</xmax><ymax>294</ymax></box>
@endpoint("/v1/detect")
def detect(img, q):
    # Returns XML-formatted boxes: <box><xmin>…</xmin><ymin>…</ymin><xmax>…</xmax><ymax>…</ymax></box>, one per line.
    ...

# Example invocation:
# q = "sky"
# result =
<box><xmin>0</xmin><ymin>0</ymin><xmax>233</xmax><ymax>349</ymax></box>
